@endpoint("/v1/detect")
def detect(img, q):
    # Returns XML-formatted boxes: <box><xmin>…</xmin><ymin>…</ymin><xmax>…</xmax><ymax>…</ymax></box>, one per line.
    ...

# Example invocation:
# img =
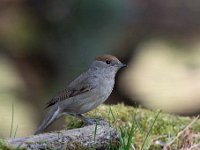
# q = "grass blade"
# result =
<box><xmin>93</xmin><ymin>120</ymin><xmax>98</xmax><ymax>149</ymax></box>
<box><xmin>119</xmin><ymin>126</ymin><xmax>126</xmax><ymax>148</ymax></box>
<box><xmin>141</xmin><ymin>110</ymin><xmax>161</xmax><ymax>150</ymax></box>
<box><xmin>134</xmin><ymin>116</ymin><xmax>143</xmax><ymax>134</ymax></box>
<box><xmin>14</xmin><ymin>125</ymin><xmax>18</xmax><ymax>138</ymax></box>
<box><xmin>126</xmin><ymin>122</ymin><xmax>135</xmax><ymax>150</ymax></box>
<box><xmin>93</xmin><ymin>121</ymin><xmax>98</xmax><ymax>142</ymax></box>
<box><xmin>9</xmin><ymin>103</ymin><xmax>14</xmax><ymax>138</ymax></box>
<box><xmin>109</xmin><ymin>106</ymin><xmax>116</xmax><ymax>121</ymax></box>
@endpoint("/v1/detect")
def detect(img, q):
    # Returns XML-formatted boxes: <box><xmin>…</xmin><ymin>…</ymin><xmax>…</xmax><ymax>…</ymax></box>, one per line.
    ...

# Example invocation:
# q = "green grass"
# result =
<box><xmin>0</xmin><ymin>103</ymin><xmax>21</xmax><ymax>150</ymax></box>
<box><xmin>92</xmin><ymin>121</ymin><xmax>98</xmax><ymax>149</ymax></box>
<box><xmin>141</xmin><ymin>110</ymin><xmax>160</xmax><ymax>150</ymax></box>
<box><xmin>9</xmin><ymin>103</ymin><xmax>18</xmax><ymax>139</ymax></box>
<box><xmin>9</xmin><ymin>103</ymin><xmax>14</xmax><ymax>138</ymax></box>
<box><xmin>65</xmin><ymin>103</ymin><xmax>200</xmax><ymax>149</ymax></box>
<box><xmin>0</xmin><ymin>139</ymin><xmax>25</xmax><ymax>150</ymax></box>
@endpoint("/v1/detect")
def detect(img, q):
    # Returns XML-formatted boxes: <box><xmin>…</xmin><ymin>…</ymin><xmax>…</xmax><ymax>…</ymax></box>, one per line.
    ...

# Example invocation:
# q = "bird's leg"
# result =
<box><xmin>75</xmin><ymin>114</ymin><xmax>98</xmax><ymax>125</ymax></box>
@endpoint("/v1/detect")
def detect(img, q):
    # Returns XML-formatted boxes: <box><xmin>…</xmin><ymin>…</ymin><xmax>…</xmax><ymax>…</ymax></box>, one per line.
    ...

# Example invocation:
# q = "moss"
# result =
<box><xmin>0</xmin><ymin>140</ymin><xmax>12</xmax><ymax>150</ymax></box>
<box><xmin>65</xmin><ymin>115</ymin><xmax>84</xmax><ymax>130</ymax></box>
<box><xmin>65</xmin><ymin>103</ymin><xmax>200</xmax><ymax>149</ymax></box>
<box><xmin>0</xmin><ymin>139</ymin><xmax>26</xmax><ymax>150</ymax></box>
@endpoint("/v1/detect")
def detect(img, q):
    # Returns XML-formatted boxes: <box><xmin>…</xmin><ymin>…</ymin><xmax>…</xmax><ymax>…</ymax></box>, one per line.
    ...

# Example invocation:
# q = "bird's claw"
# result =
<box><xmin>84</xmin><ymin>117</ymin><xmax>106</xmax><ymax>125</ymax></box>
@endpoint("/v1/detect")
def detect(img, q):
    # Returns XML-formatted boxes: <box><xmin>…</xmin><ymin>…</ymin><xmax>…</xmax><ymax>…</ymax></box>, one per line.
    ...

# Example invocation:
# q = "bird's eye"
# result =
<box><xmin>106</xmin><ymin>60</ymin><xmax>111</xmax><ymax>64</ymax></box>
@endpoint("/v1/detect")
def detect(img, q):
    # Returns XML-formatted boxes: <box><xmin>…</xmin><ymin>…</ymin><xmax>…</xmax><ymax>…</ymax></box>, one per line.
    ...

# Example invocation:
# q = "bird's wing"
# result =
<box><xmin>45</xmin><ymin>74</ymin><xmax>95</xmax><ymax>108</ymax></box>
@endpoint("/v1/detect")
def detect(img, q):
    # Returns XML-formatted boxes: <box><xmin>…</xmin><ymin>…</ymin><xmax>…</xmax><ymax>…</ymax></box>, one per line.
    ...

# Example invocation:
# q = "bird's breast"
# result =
<box><xmin>97</xmin><ymin>77</ymin><xmax>115</xmax><ymax>97</ymax></box>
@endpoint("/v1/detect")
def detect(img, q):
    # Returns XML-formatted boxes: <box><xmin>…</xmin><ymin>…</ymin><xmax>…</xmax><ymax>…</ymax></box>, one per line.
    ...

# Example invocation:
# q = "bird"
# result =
<box><xmin>34</xmin><ymin>54</ymin><xmax>126</xmax><ymax>134</ymax></box>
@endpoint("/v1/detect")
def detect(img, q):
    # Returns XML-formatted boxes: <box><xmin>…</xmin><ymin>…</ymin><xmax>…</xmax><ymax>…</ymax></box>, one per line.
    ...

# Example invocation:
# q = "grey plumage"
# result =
<box><xmin>34</xmin><ymin>54</ymin><xmax>126</xmax><ymax>135</ymax></box>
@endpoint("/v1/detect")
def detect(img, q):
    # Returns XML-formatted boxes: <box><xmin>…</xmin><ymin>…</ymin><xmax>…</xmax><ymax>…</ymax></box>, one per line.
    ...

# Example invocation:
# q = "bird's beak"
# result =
<box><xmin>118</xmin><ymin>63</ymin><xmax>127</xmax><ymax>68</ymax></box>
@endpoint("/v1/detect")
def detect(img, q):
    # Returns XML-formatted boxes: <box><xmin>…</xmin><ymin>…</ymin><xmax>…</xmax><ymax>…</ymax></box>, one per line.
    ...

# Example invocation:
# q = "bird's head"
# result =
<box><xmin>89</xmin><ymin>54</ymin><xmax>127</xmax><ymax>77</ymax></box>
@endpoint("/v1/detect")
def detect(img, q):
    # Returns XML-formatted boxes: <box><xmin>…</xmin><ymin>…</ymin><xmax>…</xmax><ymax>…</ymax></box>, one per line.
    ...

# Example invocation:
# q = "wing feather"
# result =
<box><xmin>45</xmin><ymin>73</ymin><xmax>95</xmax><ymax>108</ymax></box>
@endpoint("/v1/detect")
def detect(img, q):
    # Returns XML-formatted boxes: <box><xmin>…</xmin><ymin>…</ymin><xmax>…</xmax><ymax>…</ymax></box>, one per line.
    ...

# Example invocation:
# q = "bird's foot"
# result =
<box><xmin>84</xmin><ymin>118</ymin><xmax>98</xmax><ymax>125</ymax></box>
<box><xmin>75</xmin><ymin>114</ymin><xmax>106</xmax><ymax>125</ymax></box>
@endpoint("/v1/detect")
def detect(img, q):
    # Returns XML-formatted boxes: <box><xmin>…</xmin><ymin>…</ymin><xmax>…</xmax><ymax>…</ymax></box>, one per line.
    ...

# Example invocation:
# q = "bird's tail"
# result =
<box><xmin>34</xmin><ymin>106</ymin><xmax>61</xmax><ymax>135</ymax></box>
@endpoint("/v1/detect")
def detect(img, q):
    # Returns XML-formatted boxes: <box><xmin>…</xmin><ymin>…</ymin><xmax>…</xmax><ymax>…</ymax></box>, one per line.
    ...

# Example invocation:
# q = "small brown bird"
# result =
<box><xmin>34</xmin><ymin>54</ymin><xmax>126</xmax><ymax>134</ymax></box>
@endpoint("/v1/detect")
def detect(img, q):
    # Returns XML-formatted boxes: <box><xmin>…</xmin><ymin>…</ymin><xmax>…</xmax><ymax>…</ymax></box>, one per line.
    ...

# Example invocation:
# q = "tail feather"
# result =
<box><xmin>34</xmin><ymin>107</ymin><xmax>60</xmax><ymax>135</ymax></box>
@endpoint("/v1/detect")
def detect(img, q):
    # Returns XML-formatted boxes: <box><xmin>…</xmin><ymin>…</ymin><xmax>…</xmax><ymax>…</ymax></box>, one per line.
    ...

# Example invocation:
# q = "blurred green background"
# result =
<box><xmin>1</xmin><ymin>0</ymin><xmax>200</xmax><ymax>137</ymax></box>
